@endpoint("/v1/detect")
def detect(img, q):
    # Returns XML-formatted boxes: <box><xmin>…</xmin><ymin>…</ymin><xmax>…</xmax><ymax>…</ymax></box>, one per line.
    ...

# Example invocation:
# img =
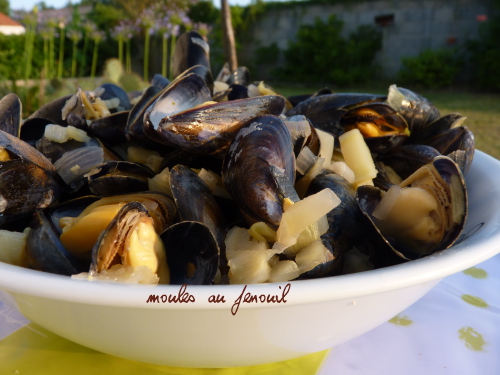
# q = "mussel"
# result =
<box><xmin>145</xmin><ymin>95</ymin><xmax>286</xmax><ymax>155</ymax></box>
<box><xmin>357</xmin><ymin>156</ymin><xmax>467</xmax><ymax>260</ymax></box>
<box><xmin>90</xmin><ymin>201</ymin><xmax>170</xmax><ymax>284</ymax></box>
<box><xmin>0</xmin><ymin>130</ymin><xmax>63</xmax><ymax>226</ymax></box>
<box><xmin>222</xmin><ymin>114</ymin><xmax>297</xmax><ymax>228</ymax></box>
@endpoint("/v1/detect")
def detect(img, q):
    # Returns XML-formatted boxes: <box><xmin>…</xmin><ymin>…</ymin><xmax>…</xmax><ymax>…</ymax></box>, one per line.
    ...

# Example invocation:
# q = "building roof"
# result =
<box><xmin>0</xmin><ymin>12</ymin><xmax>24</xmax><ymax>27</ymax></box>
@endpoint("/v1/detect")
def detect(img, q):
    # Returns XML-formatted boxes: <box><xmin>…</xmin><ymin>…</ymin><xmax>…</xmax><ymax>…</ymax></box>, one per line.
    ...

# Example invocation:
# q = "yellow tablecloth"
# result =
<box><xmin>0</xmin><ymin>314</ymin><xmax>329</xmax><ymax>374</ymax></box>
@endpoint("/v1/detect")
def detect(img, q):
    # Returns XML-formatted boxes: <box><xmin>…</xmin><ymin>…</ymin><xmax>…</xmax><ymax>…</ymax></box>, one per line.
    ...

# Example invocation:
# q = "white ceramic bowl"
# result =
<box><xmin>1</xmin><ymin>150</ymin><xmax>499</xmax><ymax>368</ymax></box>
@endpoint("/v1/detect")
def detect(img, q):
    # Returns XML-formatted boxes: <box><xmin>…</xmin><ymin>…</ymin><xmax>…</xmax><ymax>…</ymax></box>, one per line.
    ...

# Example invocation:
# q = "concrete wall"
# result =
<box><xmin>241</xmin><ymin>0</ymin><xmax>493</xmax><ymax>80</ymax></box>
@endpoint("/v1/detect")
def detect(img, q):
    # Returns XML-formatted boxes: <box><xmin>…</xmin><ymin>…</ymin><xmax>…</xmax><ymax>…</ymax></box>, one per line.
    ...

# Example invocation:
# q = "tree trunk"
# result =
<box><xmin>220</xmin><ymin>0</ymin><xmax>238</xmax><ymax>72</ymax></box>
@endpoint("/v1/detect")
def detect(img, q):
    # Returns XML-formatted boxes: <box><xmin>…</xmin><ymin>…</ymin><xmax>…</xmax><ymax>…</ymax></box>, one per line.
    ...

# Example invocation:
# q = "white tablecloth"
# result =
<box><xmin>319</xmin><ymin>253</ymin><xmax>500</xmax><ymax>374</ymax></box>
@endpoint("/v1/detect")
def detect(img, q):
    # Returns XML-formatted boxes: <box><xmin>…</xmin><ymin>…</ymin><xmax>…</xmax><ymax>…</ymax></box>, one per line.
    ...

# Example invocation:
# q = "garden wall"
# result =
<box><xmin>241</xmin><ymin>0</ymin><xmax>493</xmax><ymax>80</ymax></box>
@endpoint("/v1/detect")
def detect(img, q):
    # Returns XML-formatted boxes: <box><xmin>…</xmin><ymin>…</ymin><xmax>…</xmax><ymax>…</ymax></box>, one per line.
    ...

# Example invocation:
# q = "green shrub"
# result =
<box><xmin>467</xmin><ymin>15</ymin><xmax>500</xmax><ymax>91</ymax></box>
<box><xmin>398</xmin><ymin>48</ymin><xmax>463</xmax><ymax>89</ymax></box>
<box><xmin>278</xmin><ymin>15</ymin><xmax>382</xmax><ymax>86</ymax></box>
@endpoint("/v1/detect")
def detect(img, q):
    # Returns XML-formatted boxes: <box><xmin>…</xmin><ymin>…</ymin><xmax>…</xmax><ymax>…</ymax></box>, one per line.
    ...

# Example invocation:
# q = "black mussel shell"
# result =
<box><xmin>143</xmin><ymin>72</ymin><xmax>212</xmax><ymax>146</ymax></box>
<box><xmin>0</xmin><ymin>130</ymin><xmax>62</xmax><ymax>224</ymax></box>
<box><xmin>227</xmin><ymin>84</ymin><xmax>249</xmax><ymax>101</ymax></box>
<box><xmin>227</xmin><ymin>66</ymin><xmax>251</xmax><ymax>86</ymax></box>
<box><xmin>222</xmin><ymin>114</ymin><xmax>296</xmax><ymax>228</ymax></box>
<box><xmin>340</xmin><ymin>102</ymin><xmax>409</xmax><ymax>153</ymax></box>
<box><xmin>26</xmin><ymin>94</ymin><xmax>72</xmax><ymax>125</ymax></box>
<box><xmin>284</xmin><ymin>115</ymin><xmax>320</xmax><ymax>156</ymax></box>
<box><xmin>36</xmin><ymin>133</ymin><xmax>101</xmax><ymax>164</ymax></box>
<box><xmin>286</xmin><ymin>93</ymin><xmax>386</xmax><ymax>136</ymax></box>
<box><xmin>95</xmin><ymin>83</ymin><xmax>131</xmax><ymax>112</ymax></box>
<box><xmin>419</xmin><ymin>126</ymin><xmax>475</xmax><ymax>174</ymax></box>
<box><xmin>26</xmin><ymin>210</ymin><xmax>86</xmax><ymax>276</ymax></box>
<box><xmin>287</xmin><ymin>87</ymin><xmax>333</xmax><ymax>108</ymax></box>
<box><xmin>151</xmin><ymin>74</ymin><xmax>171</xmax><ymax>90</ymax></box>
<box><xmin>87</xmin><ymin>161</ymin><xmax>156</xmax><ymax>196</ymax></box>
<box><xmin>357</xmin><ymin>156</ymin><xmax>467</xmax><ymax>260</ymax></box>
<box><xmin>126</xmin><ymin>85</ymin><xmax>162</xmax><ymax>143</ymax></box>
<box><xmin>0</xmin><ymin>93</ymin><xmax>22</xmax><ymax>137</ymax></box>
<box><xmin>386</xmin><ymin>85</ymin><xmax>440</xmax><ymax>132</ymax></box>
<box><xmin>301</xmin><ymin>172</ymin><xmax>368</xmax><ymax>278</ymax></box>
<box><xmin>20</xmin><ymin>117</ymin><xmax>54</xmax><ymax>147</ymax></box>
<box><xmin>160</xmin><ymin>149</ymin><xmax>223</xmax><ymax>175</ymax></box>
<box><xmin>169</xmin><ymin>164</ymin><xmax>229</xmax><ymax>277</ymax></box>
<box><xmin>90</xmin><ymin>201</ymin><xmax>151</xmax><ymax>272</ymax></box>
<box><xmin>88</xmin><ymin>110</ymin><xmax>130</xmax><ymax>146</ymax></box>
<box><xmin>408</xmin><ymin>113</ymin><xmax>466</xmax><ymax>144</ymax></box>
<box><xmin>172</xmin><ymin>31</ymin><xmax>211</xmax><ymax>80</ymax></box>
<box><xmin>161</xmin><ymin>221</ymin><xmax>219</xmax><ymax>285</ymax></box>
<box><xmin>375</xmin><ymin>144</ymin><xmax>441</xmax><ymax>181</ymax></box>
<box><xmin>148</xmin><ymin>95</ymin><xmax>286</xmax><ymax>155</ymax></box>
<box><xmin>0</xmin><ymin>159</ymin><xmax>63</xmax><ymax>226</ymax></box>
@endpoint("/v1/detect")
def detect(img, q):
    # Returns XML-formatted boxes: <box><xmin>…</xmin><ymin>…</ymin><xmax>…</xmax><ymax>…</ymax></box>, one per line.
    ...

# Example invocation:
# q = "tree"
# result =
<box><xmin>0</xmin><ymin>0</ymin><xmax>9</xmax><ymax>15</ymax></box>
<box><xmin>220</xmin><ymin>0</ymin><xmax>237</xmax><ymax>71</ymax></box>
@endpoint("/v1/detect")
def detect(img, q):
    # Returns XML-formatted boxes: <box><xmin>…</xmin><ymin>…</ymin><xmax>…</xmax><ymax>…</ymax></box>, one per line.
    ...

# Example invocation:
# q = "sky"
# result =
<box><xmin>10</xmin><ymin>0</ymin><xmax>265</xmax><ymax>11</ymax></box>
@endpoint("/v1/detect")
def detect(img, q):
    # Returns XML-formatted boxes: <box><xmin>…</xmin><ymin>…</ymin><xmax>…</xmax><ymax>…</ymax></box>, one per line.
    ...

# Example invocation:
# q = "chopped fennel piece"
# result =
<box><xmin>274</xmin><ymin>188</ymin><xmax>340</xmax><ymax>251</ymax></box>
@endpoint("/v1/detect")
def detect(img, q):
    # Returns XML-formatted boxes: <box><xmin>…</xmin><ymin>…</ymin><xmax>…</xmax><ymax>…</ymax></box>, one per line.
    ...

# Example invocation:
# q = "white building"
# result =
<box><xmin>0</xmin><ymin>12</ymin><xmax>25</xmax><ymax>35</ymax></box>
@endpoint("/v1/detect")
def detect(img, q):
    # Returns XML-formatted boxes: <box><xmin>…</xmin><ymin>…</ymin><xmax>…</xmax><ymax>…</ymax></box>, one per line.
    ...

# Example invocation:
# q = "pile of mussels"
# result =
<box><xmin>0</xmin><ymin>31</ymin><xmax>473</xmax><ymax>285</ymax></box>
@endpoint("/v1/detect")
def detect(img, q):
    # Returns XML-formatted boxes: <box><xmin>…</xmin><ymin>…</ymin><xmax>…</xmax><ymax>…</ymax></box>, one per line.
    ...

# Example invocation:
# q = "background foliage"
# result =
<box><xmin>276</xmin><ymin>15</ymin><xmax>382</xmax><ymax>86</ymax></box>
<box><xmin>398</xmin><ymin>49</ymin><xmax>464</xmax><ymax>89</ymax></box>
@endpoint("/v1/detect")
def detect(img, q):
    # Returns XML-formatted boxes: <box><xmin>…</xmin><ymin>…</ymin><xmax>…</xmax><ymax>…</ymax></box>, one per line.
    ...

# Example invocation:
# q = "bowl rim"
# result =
<box><xmin>0</xmin><ymin>150</ymin><xmax>499</xmax><ymax>310</ymax></box>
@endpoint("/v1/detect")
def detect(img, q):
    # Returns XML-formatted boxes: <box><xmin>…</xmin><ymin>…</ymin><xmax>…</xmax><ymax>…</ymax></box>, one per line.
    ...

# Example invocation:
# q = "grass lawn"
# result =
<box><xmin>274</xmin><ymin>84</ymin><xmax>500</xmax><ymax>160</ymax></box>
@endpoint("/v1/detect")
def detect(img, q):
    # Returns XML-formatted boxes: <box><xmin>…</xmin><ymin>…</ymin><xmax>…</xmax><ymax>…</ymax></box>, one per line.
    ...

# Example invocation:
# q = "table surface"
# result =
<box><xmin>1</xmin><ymin>253</ymin><xmax>499</xmax><ymax>374</ymax></box>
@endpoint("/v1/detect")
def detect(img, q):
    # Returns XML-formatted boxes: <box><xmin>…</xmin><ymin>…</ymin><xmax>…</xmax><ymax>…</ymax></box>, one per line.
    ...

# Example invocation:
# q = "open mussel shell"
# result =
<box><xmin>357</xmin><ymin>156</ymin><xmax>467</xmax><ymax>260</ymax></box>
<box><xmin>285</xmin><ymin>92</ymin><xmax>386</xmax><ymax>136</ymax></box>
<box><xmin>222</xmin><ymin>114</ymin><xmax>296</xmax><ymax>228</ymax></box>
<box><xmin>86</xmin><ymin>161</ymin><xmax>156</xmax><ymax>196</ymax></box>
<box><xmin>143</xmin><ymin>72</ymin><xmax>212</xmax><ymax>145</ymax></box>
<box><xmin>56</xmin><ymin>192</ymin><xmax>176</xmax><ymax>237</ymax></box>
<box><xmin>171</xmin><ymin>31</ymin><xmax>211</xmax><ymax>80</ymax></box>
<box><xmin>88</xmin><ymin>192</ymin><xmax>177</xmax><ymax>234</ymax></box>
<box><xmin>0</xmin><ymin>93</ymin><xmax>22</xmax><ymax>137</ymax></box>
<box><xmin>340</xmin><ymin>102</ymin><xmax>409</xmax><ymax>153</ymax></box>
<box><xmin>25</xmin><ymin>210</ymin><xmax>86</xmax><ymax>276</ymax></box>
<box><xmin>161</xmin><ymin>221</ymin><xmax>219</xmax><ymax>285</ymax></box>
<box><xmin>387</xmin><ymin>85</ymin><xmax>440</xmax><ymax>132</ymax></box>
<box><xmin>88</xmin><ymin>201</ymin><xmax>169</xmax><ymax>284</ymax></box>
<box><xmin>147</xmin><ymin>95</ymin><xmax>286</xmax><ymax>155</ymax></box>
<box><xmin>91</xmin><ymin>201</ymin><xmax>149</xmax><ymax>272</ymax></box>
